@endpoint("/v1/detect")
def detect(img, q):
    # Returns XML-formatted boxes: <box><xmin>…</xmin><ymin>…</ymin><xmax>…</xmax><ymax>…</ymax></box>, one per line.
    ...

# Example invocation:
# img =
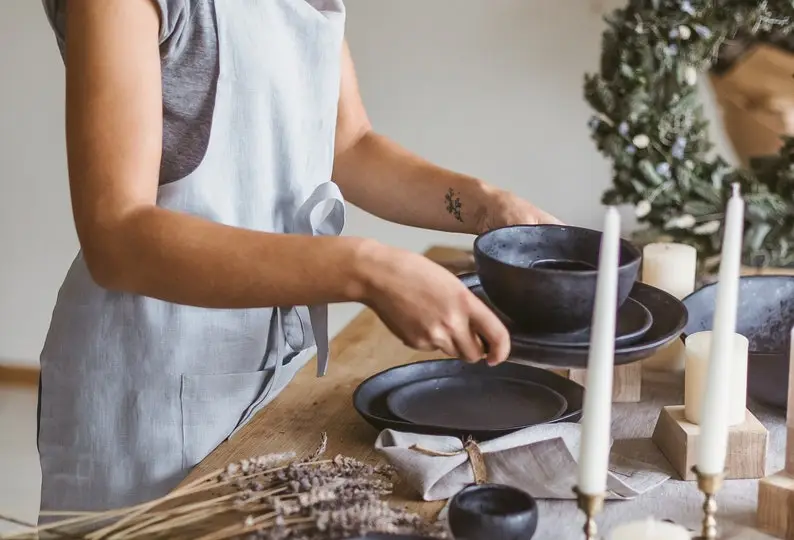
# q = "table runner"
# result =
<box><xmin>375</xmin><ymin>424</ymin><xmax>670</xmax><ymax>501</ymax></box>
<box><xmin>512</xmin><ymin>369</ymin><xmax>782</xmax><ymax>539</ymax></box>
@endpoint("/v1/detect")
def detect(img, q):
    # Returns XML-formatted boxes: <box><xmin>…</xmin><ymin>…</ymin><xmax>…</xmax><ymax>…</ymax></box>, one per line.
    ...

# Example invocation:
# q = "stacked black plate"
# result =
<box><xmin>467</xmin><ymin>225</ymin><xmax>688</xmax><ymax>369</ymax></box>
<box><xmin>461</xmin><ymin>273</ymin><xmax>688</xmax><ymax>369</ymax></box>
<box><xmin>353</xmin><ymin>225</ymin><xmax>689</xmax><ymax>441</ymax></box>
<box><xmin>353</xmin><ymin>358</ymin><xmax>585</xmax><ymax>441</ymax></box>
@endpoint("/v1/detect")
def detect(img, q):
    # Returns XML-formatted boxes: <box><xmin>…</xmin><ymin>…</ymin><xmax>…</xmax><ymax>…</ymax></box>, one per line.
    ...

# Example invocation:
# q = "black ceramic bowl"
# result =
<box><xmin>473</xmin><ymin>225</ymin><xmax>642</xmax><ymax>333</ymax></box>
<box><xmin>682</xmin><ymin>275</ymin><xmax>794</xmax><ymax>410</ymax></box>
<box><xmin>448</xmin><ymin>484</ymin><xmax>538</xmax><ymax>540</ymax></box>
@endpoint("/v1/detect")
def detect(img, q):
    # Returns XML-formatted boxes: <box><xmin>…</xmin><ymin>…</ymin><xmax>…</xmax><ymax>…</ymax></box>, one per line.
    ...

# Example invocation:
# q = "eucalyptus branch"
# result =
<box><xmin>585</xmin><ymin>0</ymin><xmax>794</xmax><ymax>267</ymax></box>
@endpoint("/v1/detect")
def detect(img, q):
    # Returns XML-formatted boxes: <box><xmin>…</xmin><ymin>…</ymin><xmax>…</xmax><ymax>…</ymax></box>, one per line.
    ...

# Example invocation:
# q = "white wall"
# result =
<box><xmin>0</xmin><ymin>0</ymin><xmax>735</xmax><ymax>367</ymax></box>
<box><xmin>1</xmin><ymin>1</ymin><xmax>77</xmax><ymax>367</ymax></box>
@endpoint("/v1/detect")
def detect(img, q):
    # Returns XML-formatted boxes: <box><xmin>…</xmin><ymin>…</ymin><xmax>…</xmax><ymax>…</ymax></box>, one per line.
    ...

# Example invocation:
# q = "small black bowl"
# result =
<box><xmin>682</xmin><ymin>275</ymin><xmax>794</xmax><ymax>410</ymax></box>
<box><xmin>448</xmin><ymin>484</ymin><xmax>538</xmax><ymax>540</ymax></box>
<box><xmin>473</xmin><ymin>225</ymin><xmax>642</xmax><ymax>333</ymax></box>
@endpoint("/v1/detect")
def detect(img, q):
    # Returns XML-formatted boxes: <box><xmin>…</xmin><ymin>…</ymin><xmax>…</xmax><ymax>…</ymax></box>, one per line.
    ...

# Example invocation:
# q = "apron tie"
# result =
<box><xmin>231</xmin><ymin>182</ymin><xmax>345</xmax><ymax>438</ymax></box>
<box><xmin>285</xmin><ymin>181</ymin><xmax>345</xmax><ymax>377</ymax></box>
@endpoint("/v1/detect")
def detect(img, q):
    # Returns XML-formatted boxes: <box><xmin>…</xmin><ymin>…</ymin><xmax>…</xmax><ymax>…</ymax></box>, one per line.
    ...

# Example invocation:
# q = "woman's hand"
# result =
<box><xmin>355</xmin><ymin>241</ymin><xmax>511</xmax><ymax>366</ymax></box>
<box><xmin>475</xmin><ymin>187</ymin><xmax>563</xmax><ymax>233</ymax></box>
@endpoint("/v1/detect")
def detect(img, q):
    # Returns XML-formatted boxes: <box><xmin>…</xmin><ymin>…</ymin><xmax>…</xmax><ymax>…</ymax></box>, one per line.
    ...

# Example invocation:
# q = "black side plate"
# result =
<box><xmin>460</xmin><ymin>272</ymin><xmax>687</xmax><ymax>369</ymax></box>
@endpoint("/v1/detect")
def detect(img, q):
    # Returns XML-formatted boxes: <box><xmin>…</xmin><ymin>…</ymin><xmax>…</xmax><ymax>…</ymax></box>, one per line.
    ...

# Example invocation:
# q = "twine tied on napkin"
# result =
<box><xmin>410</xmin><ymin>437</ymin><xmax>488</xmax><ymax>485</ymax></box>
<box><xmin>375</xmin><ymin>423</ymin><xmax>671</xmax><ymax>502</ymax></box>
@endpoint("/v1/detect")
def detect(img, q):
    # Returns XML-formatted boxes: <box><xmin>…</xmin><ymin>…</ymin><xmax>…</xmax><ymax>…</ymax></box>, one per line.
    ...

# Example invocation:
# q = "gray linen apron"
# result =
<box><xmin>37</xmin><ymin>0</ymin><xmax>346</xmax><ymax>513</ymax></box>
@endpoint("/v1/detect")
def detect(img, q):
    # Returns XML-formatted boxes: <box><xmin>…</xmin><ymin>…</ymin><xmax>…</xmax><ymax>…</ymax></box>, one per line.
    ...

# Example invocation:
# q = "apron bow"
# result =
<box><xmin>281</xmin><ymin>181</ymin><xmax>345</xmax><ymax>377</ymax></box>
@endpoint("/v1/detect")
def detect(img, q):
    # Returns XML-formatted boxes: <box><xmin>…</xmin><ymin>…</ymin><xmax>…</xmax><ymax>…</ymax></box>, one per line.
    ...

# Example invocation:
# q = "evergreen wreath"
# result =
<box><xmin>585</xmin><ymin>0</ymin><xmax>794</xmax><ymax>268</ymax></box>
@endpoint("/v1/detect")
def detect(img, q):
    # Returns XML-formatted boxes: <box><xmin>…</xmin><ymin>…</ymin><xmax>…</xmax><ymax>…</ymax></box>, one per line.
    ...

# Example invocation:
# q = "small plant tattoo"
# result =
<box><xmin>445</xmin><ymin>188</ymin><xmax>463</xmax><ymax>222</ymax></box>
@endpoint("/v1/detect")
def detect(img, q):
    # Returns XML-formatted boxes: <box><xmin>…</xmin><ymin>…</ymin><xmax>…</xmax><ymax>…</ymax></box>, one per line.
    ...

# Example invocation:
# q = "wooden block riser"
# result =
<box><xmin>787</xmin><ymin>426</ymin><xmax>794</xmax><ymax>474</ymax></box>
<box><xmin>652</xmin><ymin>405</ymin><xmax>768</xmax><ymax>481</ymax></box>
<box><xmin>758</xmin><ymin>471</ymin><xmax>794</xmax><ymax>539</ymax></box>
<box><xmin>567</xmin><ymin>362</ymin><xmax>642</xmax><ymax>403</ymax></box>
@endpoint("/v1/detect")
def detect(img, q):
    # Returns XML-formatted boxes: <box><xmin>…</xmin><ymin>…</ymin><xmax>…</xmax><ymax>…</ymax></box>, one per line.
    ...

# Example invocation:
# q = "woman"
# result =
<box><xmin>38</xmin><ymin>0</ymin><xmax>560</xmax><ymax>514</ymax></box>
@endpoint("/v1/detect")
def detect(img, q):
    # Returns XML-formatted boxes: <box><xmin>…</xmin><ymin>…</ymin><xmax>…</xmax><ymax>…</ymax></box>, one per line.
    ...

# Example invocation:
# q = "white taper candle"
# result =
<box><xmin>577</xmin><ymin>206</ymin><xmax>621</xmax><ymax>495</ymax></box>
<box><xmin>696</xmin><ymin>183</ymin><xmax>745</xmax><ymax>475</ymax></box>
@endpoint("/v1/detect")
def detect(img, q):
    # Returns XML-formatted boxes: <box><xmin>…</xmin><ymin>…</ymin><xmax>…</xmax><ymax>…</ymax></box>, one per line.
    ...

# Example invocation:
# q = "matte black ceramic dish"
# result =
<box><xmin>523</xmin><ymin>297</ymin><xmax>652</xmax><ymax>347</ymax></box>
<box><xmin>473</xmin><ymin>224</ymin><xmax>642</xmax><ymax>333</ymax></box>
<box><xmin>465</xmin><ymin>276</ymin><xmax>652</xmax><ymax>348</ymax></box>
<box><xmin>448</xmin><ymin>484</ymin><xmax>538</xmax><ymax>540</ymax></box>
<box><xmin>385</xmin><ymin>376</ymin><xmax>568</xmax><ymax>431</ymax></box>
<box><xmin>460</xmin><ymin>273</ymin><xmax>688</xmax><ymax>368</ymax></box>
<box><xmin>353</xmin><ymin>359</ymin><xmax>584</xmax><ymax>440</ymax></box>
<box><xmin>682</xmin><ymin>275</ymin><xmax>794</xmax><ymax>410</ymax></box>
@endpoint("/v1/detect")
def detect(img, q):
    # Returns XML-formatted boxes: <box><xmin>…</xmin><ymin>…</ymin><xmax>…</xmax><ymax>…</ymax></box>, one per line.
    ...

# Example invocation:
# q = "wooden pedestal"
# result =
<box><xmin>642</xmin><ymin>339</ymin><xmax>685</xmax><ymax>372</ymax></box>
<box><xmin>651</xmin><ymin>405</ymin><xmax>768</xmax><ymax>481</ymax></box>
<box><xmin>567</xmin><ymin>362</ymin><xmax>642</xmax><ymax>403</ymax></box>
<box><xmin>758</xmin><ymin>471</ymin><xmax>794</xmax><ymax>539</ymax></box>
<box><xmin>758</xmin><ymin>331</ymin><xmax>794</xmax><ymax>539</ymax></box>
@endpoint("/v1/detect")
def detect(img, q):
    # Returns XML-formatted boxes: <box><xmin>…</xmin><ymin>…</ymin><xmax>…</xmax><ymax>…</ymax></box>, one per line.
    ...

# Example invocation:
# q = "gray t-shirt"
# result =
<box><xmin>43</xmin><ymin>0</ymin><xmax>218</xmax><ymax>185</ymax></box>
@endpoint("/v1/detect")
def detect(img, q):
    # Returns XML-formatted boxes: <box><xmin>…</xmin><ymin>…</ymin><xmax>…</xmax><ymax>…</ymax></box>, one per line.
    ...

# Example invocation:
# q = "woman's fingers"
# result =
<box><xmin>452</xmin><ymin>328</ymin><xmax>485</xmax><ymax>363</ymax></box>
<box><xmin>469</xmin><ymin>300</ymin><xmax>511</xmax><ymax>366</ymax></box>
<box><xmin>428</xmin><ymin>326</ymin><xmax>459</xmax><ymax>358</ymax></box>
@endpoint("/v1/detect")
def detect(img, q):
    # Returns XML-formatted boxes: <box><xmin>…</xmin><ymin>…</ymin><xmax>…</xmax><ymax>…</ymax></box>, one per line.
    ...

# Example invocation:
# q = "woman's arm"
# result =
<box><xmin>332</xmin><ymin>41</ymin><xmax>560</xmax><ymax>233</ymax></box>
<box><xmin>58</xmin><ymin>2</ymin><xmax>511</xmax><ymax>364</ymax></box>
<box><xmin>64</xmin><ymin>0</ymin><xmax>376</xmax><ymax>309</ymax></box>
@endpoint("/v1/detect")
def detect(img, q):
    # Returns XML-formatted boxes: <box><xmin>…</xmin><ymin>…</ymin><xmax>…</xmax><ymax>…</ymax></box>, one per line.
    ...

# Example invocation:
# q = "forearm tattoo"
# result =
<box><xmin>445</xmin><ymin>188</ymin><xmax>464</xmax><ymax>222</ymax></box>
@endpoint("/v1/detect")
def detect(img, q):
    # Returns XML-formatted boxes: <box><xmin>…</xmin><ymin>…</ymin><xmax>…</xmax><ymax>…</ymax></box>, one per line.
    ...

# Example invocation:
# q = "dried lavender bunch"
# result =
<box><xmin>219</xmin><ymin>452</ymin><xmax>297</xmax><ymax>484</ymax></box>
<box><xmin>7</xmin><ymin>434</ymin><xmax>446</xmax><ymax>540</ymax></box>
<box><xmin>230</xmin><ymin>454</ymin><xmax>445</xmax><ymax>539</ymax></box>
<box><xmin>274</xmin><ymin>457</ymin><xmax>394</xmax><ymax>496</ymax></box>
<box><xmin>258</xmin><ymin>500</ymin><xmax>447</xmax><ymax>540</ymax></box>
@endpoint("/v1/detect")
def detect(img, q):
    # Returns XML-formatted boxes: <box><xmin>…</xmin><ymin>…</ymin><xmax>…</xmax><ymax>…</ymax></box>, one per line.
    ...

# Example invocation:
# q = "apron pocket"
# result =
<box><xmin>180</xmin><ymin>369</ymin><xmax>274</xmax><ymax>469</ymax></box>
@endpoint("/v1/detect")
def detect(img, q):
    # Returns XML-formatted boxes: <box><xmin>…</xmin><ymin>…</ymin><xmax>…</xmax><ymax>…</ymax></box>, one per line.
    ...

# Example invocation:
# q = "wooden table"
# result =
<box><xmin>180</xmin><ymin>246</ymin><xmax>790</xmax><ymax>539</ymax></box>
<box><xmin>179</xmin><ymin>246</ymin><xmax>475</xmax><ymax>519</ymax></box>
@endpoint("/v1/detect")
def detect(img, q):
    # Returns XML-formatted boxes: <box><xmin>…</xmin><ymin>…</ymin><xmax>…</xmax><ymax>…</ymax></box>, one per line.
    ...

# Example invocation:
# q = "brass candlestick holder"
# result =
<box><xmin>573</xmin><ymin>487</ymin><xmax>605</xmax><ymax>540</ymax></box>
<box><xmin>692</xmin><ymin>466</ymin><xmax>725</xmax><ymax>540</ymax></box>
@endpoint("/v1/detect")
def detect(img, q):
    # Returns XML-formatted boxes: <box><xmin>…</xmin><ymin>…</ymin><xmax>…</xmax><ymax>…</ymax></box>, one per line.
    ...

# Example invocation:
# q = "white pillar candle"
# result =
<box><xmin>684</xmin><ymin>331</ymin><xmax>748</xmax><ymax>426</ymax></box>
<box><xmin>696</xmin><ymin>184</ymin><xmax>745</xmax><ymax>475</ymax></box>
<box><xmin>642</xmin><ymin>243</ymin><xmax>697</xmax><ymax>371</ymax></box>
<box><xmin>642</xmin><ymin>242</ymin><xmax>697</xmax><ymax>299</ymax></box>
<box><xmin>608</xmin><ymin>518</ymin><xmax>691</xmax><ymax>540</ymax></box>
<box><xmin>577</xmin><ymin>207</ymin><xmax>620</xmax><ymax>495</ymax></box>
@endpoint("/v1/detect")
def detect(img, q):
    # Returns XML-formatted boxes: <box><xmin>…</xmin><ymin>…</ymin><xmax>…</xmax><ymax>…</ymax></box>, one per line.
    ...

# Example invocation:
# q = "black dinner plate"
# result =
<box><xmin>468</xmin><ymin>279</ymin><xmax>652</xmax><ymax>348</ymax></box>
<box><xmin>459</xmin><ymin>273</ymin><xmax>687</xmax><ymax>369</ymax></box>
<box><xmin>353</xmin><ymin>358</ymin><xmax>584</xmax><ymax>440</ymax></box>
<box><xmin>385</xmin><ymin>376</ymin><xmax>568</xmax><ymax>431</ymax></box>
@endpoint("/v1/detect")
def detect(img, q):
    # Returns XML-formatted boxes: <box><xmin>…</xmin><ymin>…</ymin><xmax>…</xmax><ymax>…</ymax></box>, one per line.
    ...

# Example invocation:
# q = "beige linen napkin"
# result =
<box><xmin>374</xmin><ymin>423</ymin><xmax>669</xmax><ymax>501</ymax></box>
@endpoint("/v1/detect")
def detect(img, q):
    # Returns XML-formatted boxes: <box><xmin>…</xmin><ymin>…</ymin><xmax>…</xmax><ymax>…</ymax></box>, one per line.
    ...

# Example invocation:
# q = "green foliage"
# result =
<box><xmin>585</xmin><ymin>0</ymin><xmax>794</xmax><ymax>267</ymax></box>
